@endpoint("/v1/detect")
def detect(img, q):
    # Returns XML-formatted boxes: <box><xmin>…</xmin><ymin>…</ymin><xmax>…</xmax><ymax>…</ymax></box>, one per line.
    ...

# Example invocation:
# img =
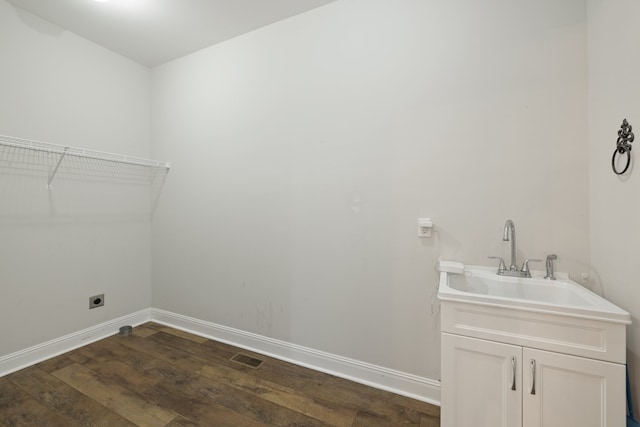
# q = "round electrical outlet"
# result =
<box><xmin>89</xmin><ymin>294</ymin><xmax>105</xmax><ymax>309</ymax></box>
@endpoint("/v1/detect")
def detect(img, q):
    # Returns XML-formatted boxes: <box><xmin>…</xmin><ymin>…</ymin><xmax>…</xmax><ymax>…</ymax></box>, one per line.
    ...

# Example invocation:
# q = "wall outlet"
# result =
<box><xmin>89</xmin><ymin>294</ymin><xmax>104</xmax><ymax>309</ymax></box>
<box><xmin>418</xmin><ymin>217</ymin><xmax>433</xmax><ymax>238</ymax></box>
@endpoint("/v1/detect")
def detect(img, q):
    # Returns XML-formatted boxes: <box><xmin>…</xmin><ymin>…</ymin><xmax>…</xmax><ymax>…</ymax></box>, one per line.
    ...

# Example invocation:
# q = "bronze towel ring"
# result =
<box><xmin>612</xmin><ymin>119</ymin><xmax>634</xmax><ymax>175</ymax></box>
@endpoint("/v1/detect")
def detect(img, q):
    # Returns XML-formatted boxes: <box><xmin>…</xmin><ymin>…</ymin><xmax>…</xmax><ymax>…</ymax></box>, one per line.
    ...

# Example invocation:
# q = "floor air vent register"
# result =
<box><xmin>230</xmin><ymin>353</ymin><xmax>264</xmax><ymax>369</ymax></box>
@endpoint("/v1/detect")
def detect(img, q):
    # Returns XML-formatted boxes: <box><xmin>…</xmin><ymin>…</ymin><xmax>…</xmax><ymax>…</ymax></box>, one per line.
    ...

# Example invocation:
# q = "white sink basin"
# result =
<box><xmin>438</xmin><ymin>265</ymin><xmax>630</xmax><ymax>324</ymax></box>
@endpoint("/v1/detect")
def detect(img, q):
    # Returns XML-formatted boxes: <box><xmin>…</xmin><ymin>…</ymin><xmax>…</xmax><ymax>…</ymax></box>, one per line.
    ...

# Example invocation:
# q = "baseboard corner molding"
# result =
<box><xmin>0</xmin><ymin>309</ymin><xmax>151</xmax><ymax>377</ymax></box>
<box><xmin>150</xmin><ymin>308</ymin><xmax>441</xmax><ymax>405</ymax></box>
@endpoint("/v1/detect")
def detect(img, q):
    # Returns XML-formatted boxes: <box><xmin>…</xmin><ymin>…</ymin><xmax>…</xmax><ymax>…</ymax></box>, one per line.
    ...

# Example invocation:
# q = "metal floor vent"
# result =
<box><xmin>230</xmin><ymin>353</ymin><xmax>264</xmax><ymax>369</ymax></box>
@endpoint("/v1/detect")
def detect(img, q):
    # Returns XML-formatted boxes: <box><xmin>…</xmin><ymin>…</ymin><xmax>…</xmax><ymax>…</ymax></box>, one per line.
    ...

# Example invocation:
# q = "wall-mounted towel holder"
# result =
<box><xmin>612</xmin><ymin>118</ymin><xmax>634</xmax><ymax>175</ymax></box>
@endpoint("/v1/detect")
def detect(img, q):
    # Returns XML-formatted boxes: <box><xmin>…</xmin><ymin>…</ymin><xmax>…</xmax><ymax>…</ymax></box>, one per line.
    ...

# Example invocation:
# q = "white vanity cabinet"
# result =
<box><xmin>441</xmin><ymin>333</ymin><xmax>625</xmax><ymax>427</ymax></box>
<box><xmin>438</xmin><ymin>267</ymin><xmax>631</xmax><ymax>427</ymax></box>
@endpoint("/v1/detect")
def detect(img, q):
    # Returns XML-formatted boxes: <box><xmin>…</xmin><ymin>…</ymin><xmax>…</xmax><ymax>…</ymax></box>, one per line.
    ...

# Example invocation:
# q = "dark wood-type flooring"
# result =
<box><xmin>0</xmin><ymin>322</ymin><xmax>440</xmax><ymax>426</ymax></box>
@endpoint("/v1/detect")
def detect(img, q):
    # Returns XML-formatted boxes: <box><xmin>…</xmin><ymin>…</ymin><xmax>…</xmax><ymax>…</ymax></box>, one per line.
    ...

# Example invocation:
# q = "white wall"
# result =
<box><xmin>587</xmin><ymin>0</ymin><xmax>640</xmax><ymax>412</ymax></box>
<box><xmin>151</xmin><ymin>0</ymin><xmax>588</xmax><ymax>382</ymax></box>
<box><xmin>0</xmin><ymin>0</ymin><xmax>153</xmax><ymax>355</ymax></box>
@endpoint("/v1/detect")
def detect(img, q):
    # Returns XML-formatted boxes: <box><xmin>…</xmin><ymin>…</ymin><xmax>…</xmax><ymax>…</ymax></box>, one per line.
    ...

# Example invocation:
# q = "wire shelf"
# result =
<box><xmin>0</xmin><ymin>134</ymin><xmax>171</xmax><ymax>189</ymax></box>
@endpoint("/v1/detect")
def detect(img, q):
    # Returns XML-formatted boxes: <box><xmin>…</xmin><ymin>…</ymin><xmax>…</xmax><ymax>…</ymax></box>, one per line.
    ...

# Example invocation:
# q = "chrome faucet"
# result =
<box><xmin>503</xmin><ymin>219</ymin><xmax>517</xmax><ymax>271</ymax></box>
<box><xmin>544</xmin><ymin>254</ymin><xmax>557</xmax><ymax>280</ymax></box>
<box><xmin>489</xmin><ymin>219</ymin><xmax>540</xmax><ymax>278</ymax></box>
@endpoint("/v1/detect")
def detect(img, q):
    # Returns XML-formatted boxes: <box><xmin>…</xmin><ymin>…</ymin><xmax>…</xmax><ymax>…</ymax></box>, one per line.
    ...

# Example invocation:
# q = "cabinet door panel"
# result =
<box><xmin>523</xmin><ymin>348</ymin><xmax>625</xmax><ymax>427</ymax></box>
<box><xmin>441</xmin><ymin>333</ymin><xmax>522</xmax><ymax>427</ymax></box>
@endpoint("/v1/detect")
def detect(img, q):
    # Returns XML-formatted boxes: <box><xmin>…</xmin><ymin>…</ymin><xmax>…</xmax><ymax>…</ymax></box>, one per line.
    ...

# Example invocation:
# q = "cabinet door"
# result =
<box><xmin>441</xmin><ymin>333</ymin><xmax>523</xmax><ymax>427</ymax></box>
<box><xmin>523</xmin><ymin>347</ymin><xmax>625</xmax><ymax>427</ymax></box>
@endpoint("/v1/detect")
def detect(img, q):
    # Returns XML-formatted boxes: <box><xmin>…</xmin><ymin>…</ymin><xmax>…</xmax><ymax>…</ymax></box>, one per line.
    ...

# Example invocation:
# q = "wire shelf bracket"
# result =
<box><xmin>47</xmin><ymin>147</ymin><xmax>67</xmax><ymax>189</ymax></box>
<box><xmin>0</xmin><ymin>134</ymin><xmax>171</xmax><ymax>189</ymax></box>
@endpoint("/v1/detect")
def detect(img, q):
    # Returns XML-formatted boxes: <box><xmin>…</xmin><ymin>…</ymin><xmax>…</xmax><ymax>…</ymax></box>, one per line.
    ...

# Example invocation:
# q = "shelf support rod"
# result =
<box><xmin>47</xmin><ymin>147</ymin><xmax>68</xmax><ymax>190</ymax></box>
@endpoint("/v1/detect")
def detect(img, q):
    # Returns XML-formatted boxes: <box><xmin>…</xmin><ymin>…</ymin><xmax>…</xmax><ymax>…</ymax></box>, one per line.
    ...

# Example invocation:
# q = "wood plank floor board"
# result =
<box><xmin>147</xmin><ymin>371</ymin><xmax>333</xmax><ymax>427</ymax></box>
<box><xmin>131</xmin><ymin>325</ymin><xmax>161</xmax><ymax>338</ymax></box>
<box><xmin>10</xmin><ymin>366</ymin><xmax>68</xmax><ymax>392</ymax></box>
<box><xmin>420</xmin><ymin>414</ymin><xmax>441</xmax><ymax>427</ymax></box>
<box><xmin>86</xmin><ymin>338</ymin><xmax>206</xmax><ymax>392</ymax></box>
<box><xmin>143</xmin><ymin>322</ymin><xmax>166</xmax><ymax>331</ymax></box>
<box><xmin>0</xmin><ymin>322</ymin><xmax>440</xmax><ymax>426</ymax></box>
<box><xmin>52</xmin><ymin>363</ymin><xmax>177</xmax><ymax>426</ymax></box>
<box><xmin>0</xmin><ymin>377</ymin><xmax>28</xmax><ymax>406</ymax></box>
<box><xmin>147</xmin><ymin>332</ymin><xmax>239</xmax><ymax>367</ymax></box>
<box><xmin>113</xmin><ymin>336</ymin><xmax>217</xmax><ymax>388</ymax></box>
<box><xmin>299</xmin><ymin>376</ymin><xmax>395</xmax><ymax>414</ymax></box>
<box><xmin>34</xmin><ymin>356</ymin><xmax>76</xmax><ymax>374</ymax></box>
<box><xmin>163</xmin><ymin>415</ymin><xmax>200</xmax><ymax>427</ymax></box>
<box><xmin>81</xmin><ymin>358</ymin><xmax>162</xmax><ymax>392</ymax></box>
<box><xmin>140</xmin><ymin>381</ymin><xmax>272</xmax><ymax>427</ymax></box>
<box><xmin>388</xmin><ymin>393</ymin><xmax>441</xmax><ymax>419</ymax></box>
<box><xmin>0</xmin><ymin>396</ymin><xmax>71</xmax><ymax>427</ymax></box>
<box><xmin>118</xmin><ymin>334</ymin><xmax>211</xmax><ymax>371</ymax></box>
<box><xmin>7</xmin><ymin>366</ymin><xmax>136</xmax><ymax>427</ymax></box>
<box><xmin>351</xmin><ymin>409</ymin><xmax>440</xmax><ymax>427</ymax></box>
<box><xmin>351</xmin><ymin>410</ymin><xmax>399</xmax><ymax>427</ymax></box>
<box><xmin>298</xmin><ymin>371</ymin><xmax>440</xmax><ymax>424</ymax></box>
<box><xmin>158</xmin><ymin>328</ymin><xmax>208</xmax><ymax>344</ymax></box>
<box><xmin>198</xmin><ymin>363</ymin><xmax>357</xmax><ymax>426</ymax></box>
<box><xmin>72</xmin><ymin>337</ymin><xmax>173</xmax><ymax>376</ymax></box>
<box><xmin>190</xmin><ymin>372</ymin><xmax>334</xmax><ymax>427</ymax></box>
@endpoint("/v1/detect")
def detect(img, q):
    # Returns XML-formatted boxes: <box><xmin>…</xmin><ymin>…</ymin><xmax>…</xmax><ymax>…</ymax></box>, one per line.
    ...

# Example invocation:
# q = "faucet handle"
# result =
<box><xmin>488</xmin><ymin>256</ymin><xmax>506</xmax><ymax>273</ymax></box>
<box><xmin>521</xmin><ymin>258</ymin><xmax>542</xmax><ymax>274</ymax></box>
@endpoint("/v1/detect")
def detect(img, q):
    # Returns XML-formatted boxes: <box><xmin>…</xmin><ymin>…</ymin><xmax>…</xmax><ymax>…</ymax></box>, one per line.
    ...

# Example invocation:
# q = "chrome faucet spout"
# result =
<box><xmin>503</xmin><ymin>219</ymin><xmax>517</xmax><ymax>271</ymax></box>
<box><xmin>494</xmin><ymin>219</ymin><xmax>534</xmax><ymax>278</ymax></box>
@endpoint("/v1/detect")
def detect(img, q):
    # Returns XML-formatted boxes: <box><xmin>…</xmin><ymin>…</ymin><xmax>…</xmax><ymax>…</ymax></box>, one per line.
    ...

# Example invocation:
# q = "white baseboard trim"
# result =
<box><xmin>150</xmin><ymin>308</ymin><xmax>441</xmax><ymax>406</ymax></box>
<box><xmin>0</xmin><ymin>309</ymin><xmax>151</xmax><ymax>377</ymax></box>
